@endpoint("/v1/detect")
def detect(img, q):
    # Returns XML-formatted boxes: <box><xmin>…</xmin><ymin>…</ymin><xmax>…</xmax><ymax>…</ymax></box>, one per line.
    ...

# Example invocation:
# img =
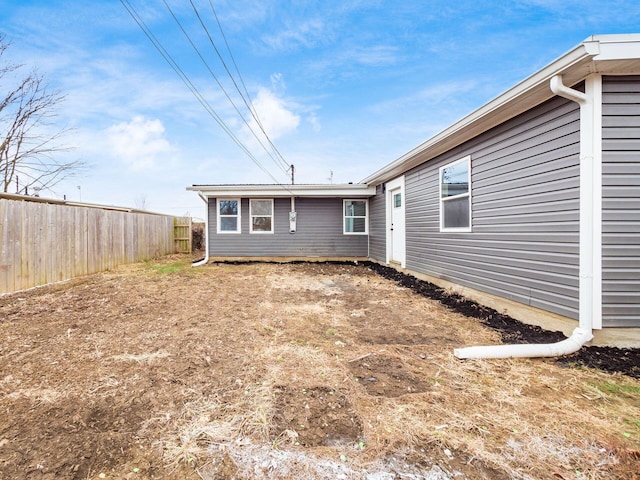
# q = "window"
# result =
<box><xmin>250</xmin><ymin>199</ymin><xmax>274</xmax><ymax>233</ymax></box>
<box><xmin>394</xmin><ymin>192</ymin><xmax>402</xmax><ymax>208</ymax></box>
<box><xmin>344</xmin><ymin>199</ymin><xmax>368</xmax><ymax>234</ymax></box>
<box><xmin>439</xmin><ymin>156</ymin><xmax>471</xmax><ymax>232</ymax></box>
<box><xmin>217</xmin><ymin>199</ymin><xmax>240</xmax><ymax>233</ymax></box>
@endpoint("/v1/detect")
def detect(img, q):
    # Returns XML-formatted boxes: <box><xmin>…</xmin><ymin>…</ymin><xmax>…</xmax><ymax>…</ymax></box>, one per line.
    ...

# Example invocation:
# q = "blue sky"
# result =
<box><xmin>1</xmin><ymin>0</ymin><xmax>639</xmax><ymax>218</ymax></box>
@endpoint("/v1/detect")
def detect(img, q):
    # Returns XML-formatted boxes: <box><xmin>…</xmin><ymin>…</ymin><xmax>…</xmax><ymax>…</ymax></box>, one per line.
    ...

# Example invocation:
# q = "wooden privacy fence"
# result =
<box><xmin>174</xmin><ymin>216</ymin><xmax>192</xmax><ymax>254</ymax></box>
<box><xmin>0</xmin><ymin>195</ymin><xmax>177</xmax><ymax>294</ymax></box>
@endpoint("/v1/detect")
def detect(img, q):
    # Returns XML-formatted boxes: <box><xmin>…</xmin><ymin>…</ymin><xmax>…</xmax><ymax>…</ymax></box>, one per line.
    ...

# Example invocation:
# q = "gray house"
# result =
<box><xmin>188</xmin><ymin>34</ymin><xmax>640</xmax><ymax>349</ymax></box>
<box><xmin>187</xmin><ymin>184</ymin><xmax>375</xmax><ymax>259</ymax></box>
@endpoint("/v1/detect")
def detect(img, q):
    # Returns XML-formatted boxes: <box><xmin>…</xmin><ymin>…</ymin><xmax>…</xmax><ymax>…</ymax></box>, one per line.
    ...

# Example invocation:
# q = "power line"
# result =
<box><xmin>120</xmin><ymin>0</ymin><xmax>293</xmax><ymax>193</ymax></box>
<box><xmin>203</xmin><ymin>0</ymin><xmax>291</xmax><ymax>173</ymax></box>
<box><xmin>163</xmin><ymin>0</ymin><xmax>289</xmax><ymax>176</ymax></box>
<box><xmin>208</xmin><ymin>1</ymin><xmax>257</xmax><ymax>128</ymax></box>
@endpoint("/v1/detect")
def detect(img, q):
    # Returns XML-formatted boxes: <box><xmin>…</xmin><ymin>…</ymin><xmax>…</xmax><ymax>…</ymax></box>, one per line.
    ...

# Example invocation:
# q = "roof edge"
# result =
<box><xmin>187</xmin><ymin>183</ymin><xmax>376</xmax><ymax>198</ymax></box>
<box><xmin>361</xmin><ymin>34</ymin><xmax>640</xmax><ymax>185</ymax></box>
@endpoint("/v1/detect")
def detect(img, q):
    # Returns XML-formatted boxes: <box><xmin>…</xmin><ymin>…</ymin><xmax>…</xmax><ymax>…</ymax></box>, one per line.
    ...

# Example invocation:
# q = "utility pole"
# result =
<box><xmin>289</xmin><ymin>164</ymin><xmax>295</xmax><ymax>185</ymax></box>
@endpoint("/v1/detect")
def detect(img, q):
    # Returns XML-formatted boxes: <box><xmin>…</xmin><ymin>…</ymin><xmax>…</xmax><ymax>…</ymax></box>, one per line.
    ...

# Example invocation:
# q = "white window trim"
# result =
<box><xmin>439</xmin><ymin>155</ymin><xmax>472</xmax><ymax>233</ymax></box>
<box><xmin>217</xmin><ymin>198</ymin><xmax>241</xmax><ymax>234</ymax></box>
<box><xmin>249</xmin><ymin>198</ymin><xmax>274</xmax><ymax>234</ymax></box>
<box><xmin>343</xmin><ymin>199</ymin><xmax>369</xmax><ymax>235</ymax></box>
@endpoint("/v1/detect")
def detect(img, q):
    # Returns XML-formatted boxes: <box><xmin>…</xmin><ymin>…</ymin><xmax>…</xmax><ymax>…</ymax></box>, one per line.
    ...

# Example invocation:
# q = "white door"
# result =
<box><xmin>390</xmin><ymin>187</ymin><xmax>405</xmax><ymax>265</ymax></box>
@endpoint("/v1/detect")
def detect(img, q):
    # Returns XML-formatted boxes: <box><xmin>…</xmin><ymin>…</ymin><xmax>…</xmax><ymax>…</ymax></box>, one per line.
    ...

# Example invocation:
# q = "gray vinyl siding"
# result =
<box><xmin>369</xmin><ymin>184</ymin><xmax>386</xmax><ymax>260</ymax></box>
<box><xmin>602</xmin><ymin>76</ymin><xmax>640</xmax><ymax>327</ymax></box>
<box><xmin>403</xmin><ymin>95</ymin><xmax>581</xmax><ymax>319</ymax></box>
<box><xmin>207</xmin><ymin>197</ymin><xmax>368</xmax><ymax>257</ymax></box>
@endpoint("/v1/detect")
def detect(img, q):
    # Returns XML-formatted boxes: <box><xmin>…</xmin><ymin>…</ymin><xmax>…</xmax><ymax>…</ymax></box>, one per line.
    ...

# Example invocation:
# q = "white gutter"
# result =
<box><xmin>361</xmin><ymin>39</ymin><xmax>601</xmax><ymax>186</ymax></box>
<box><xmin>455</xmin><ymin>74</ymin><xmax>601</xmax><ymax>359</ymax></box>
<box><xmin>192</xmin><ymin>192</ymin><xmax>210</xmax><ymax>267</ymax></box>
<box><xmin>187</xmin><ymin>183</ymin><xmax>375</xmax><ymax>198</ymax></box>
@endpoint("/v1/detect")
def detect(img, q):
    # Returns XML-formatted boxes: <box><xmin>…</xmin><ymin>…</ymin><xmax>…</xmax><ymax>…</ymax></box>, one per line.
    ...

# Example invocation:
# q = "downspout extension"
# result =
<box><xmin>192</xmin><ymin>191</ymin><xmax>210</xmax><ymax>267</ymax></box>
<box><xmin>453</xmin><ymin>327</ymin><xmax>593</xmax><ymax>359</ymax></box>
<box><xmin>454</xmin><ymin>74</ymin><xmax>595</xmax><ymax>359</ymax></box>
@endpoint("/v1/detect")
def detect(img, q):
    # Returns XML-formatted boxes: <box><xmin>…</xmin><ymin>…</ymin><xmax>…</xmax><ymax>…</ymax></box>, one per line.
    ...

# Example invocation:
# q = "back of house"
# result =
<box><xmin>189</xmin><ymin>34</ymin><xmax>640</xmax><ymax>347</ymax></box>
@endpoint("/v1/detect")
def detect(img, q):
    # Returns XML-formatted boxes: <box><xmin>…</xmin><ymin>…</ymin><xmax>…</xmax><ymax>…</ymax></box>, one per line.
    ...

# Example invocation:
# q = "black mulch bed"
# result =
<box><xmin>363</xmin><ymin>261</ymin><xmax>640</xmax><ymax>380</ymax></box>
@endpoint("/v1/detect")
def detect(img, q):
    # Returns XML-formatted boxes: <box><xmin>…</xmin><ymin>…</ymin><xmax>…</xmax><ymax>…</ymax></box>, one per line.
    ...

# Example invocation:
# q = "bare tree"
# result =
<box><xmin>0</xmin><ymin>34</ymin><xmax>81</xmax><ymax>194</ymax></box>
<box><xmin>134</xmin><ymin>193</ymin><xmax>148</xmax><ymax>210</ymax></box>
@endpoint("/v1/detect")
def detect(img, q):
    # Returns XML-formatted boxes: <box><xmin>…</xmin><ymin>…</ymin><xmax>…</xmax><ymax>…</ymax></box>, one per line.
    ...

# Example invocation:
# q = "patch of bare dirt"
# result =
<box><xmin>271</xmin><ymin>386</ymin><xmax>362</xmax><ymax>447</ymax></box>
<box><xmin>348</xmin><ymin>353</ymin><xmax>433</xmax><ymax>397</ymax></box>
<box><xmin>0</xmin><ymin>257</ymin><xmax>638</xmax><ymax>480</ymax></box>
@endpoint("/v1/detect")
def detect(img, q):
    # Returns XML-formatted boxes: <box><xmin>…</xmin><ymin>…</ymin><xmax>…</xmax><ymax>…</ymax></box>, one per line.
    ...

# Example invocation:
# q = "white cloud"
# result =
<box><xmin>351</xmin><ymin>45</ymin><xmax>399</xmax><ymax>67</ymax></box>
<box><xmin>307</xmin><ymin>112</ymin><xmax>322</xmax><ymax>132</ymax></box>
<box><xmin>368</xmin><ymin>80</ymin><xmax>479</xmax><ymax>115</ymax></box>
<box><xmin>261</xmin><ymin>19</ymin><xmax>328</xmax><ymax>51</ymax></box>
<box><xmin>106</xmin><ymin>116</ymin><xmax>175</xmax><ymax>171</ymax></box>
<box><xmin>270</xmin><ymin>72</ymin><xmax>286</xmax><ymax>92</ymax></box>
<box><xmin>247</xmin><ymin>88</ymin><xmax>300</xmax><ymax>141</ymax></box>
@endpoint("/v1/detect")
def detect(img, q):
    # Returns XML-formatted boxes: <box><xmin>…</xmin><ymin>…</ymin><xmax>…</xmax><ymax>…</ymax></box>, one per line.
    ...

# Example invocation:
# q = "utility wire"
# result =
<box><xmin>203</xmin><ymin>0</ymin><xmax>291</xmax><ymax>173</ymax></box>
<box><xmin>163</xmin><ymin>0</ymin><xmax>289</xmax><ymax>176</ymax></box>
<box><xmin>120</xmin><ymin>0</ymin><xmax>292</xmax><ymax>192</ymax></box>
<box><xmin>208</xmin><ymin>1</ymin><xmax>259</xmax><ymax>130</ymax></box>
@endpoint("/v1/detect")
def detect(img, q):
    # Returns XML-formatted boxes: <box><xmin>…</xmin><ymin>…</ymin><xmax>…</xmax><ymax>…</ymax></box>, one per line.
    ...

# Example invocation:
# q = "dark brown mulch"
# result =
<box><xmin>363</xmin><ymin>261</ymin><xmax>640</xmax><ymax>379</ymax></box>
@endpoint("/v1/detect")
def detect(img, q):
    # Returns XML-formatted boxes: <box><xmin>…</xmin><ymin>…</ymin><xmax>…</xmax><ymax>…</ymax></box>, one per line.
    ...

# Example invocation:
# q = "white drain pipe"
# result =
<box><xmin>455</xmin><ymin>74</ymin><xmax>601</xmax><ymax>359</ymax></box>
<box><xmin>192</xmin><ymin>191</ymin><xmax>210</xmax><ymax>267</ymax></box>
<box><xmin>453</xmin><ymin>327</ymin><xmax>593</xmax><ymax>359</ymax></box>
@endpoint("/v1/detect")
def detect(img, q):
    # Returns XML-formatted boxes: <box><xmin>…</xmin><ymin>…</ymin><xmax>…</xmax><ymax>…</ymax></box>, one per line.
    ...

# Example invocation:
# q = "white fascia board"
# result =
<box><xmin>591</xmin><ymin>34</ymin><xmax>640</xmax><ymax>60</ymax></box>
<box><xmin>361</xmin><ymin>37</ymin><xmax>600</xmax><ymax>185</ymax></box>
<box><xmin>187</xmin><ymin>184</ymin><xmax>376</xmax><ymax>198</ymax></box>
<box><xmin>596</xmin><ymin>41</ymin><xmax>640</xmax><ymax>60</ymax></box>
<box><xmin>591</xmin><ymin>39</ymin><xmax>640</xmax><ymax>76</ymax></box>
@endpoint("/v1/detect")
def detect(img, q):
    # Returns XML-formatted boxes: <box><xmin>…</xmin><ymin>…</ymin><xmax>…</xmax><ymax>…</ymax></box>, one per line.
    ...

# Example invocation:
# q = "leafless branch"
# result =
<box><xmin>0</xmin><ymin>33</ymin><xmax>82</xmax><ymax>193</ymax></box>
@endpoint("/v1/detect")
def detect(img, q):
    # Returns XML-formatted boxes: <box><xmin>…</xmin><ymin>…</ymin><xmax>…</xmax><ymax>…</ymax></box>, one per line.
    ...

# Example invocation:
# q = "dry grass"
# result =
<box><xmin>1</xmin><ymin>258</ymin><xmax>638</xmax><ymax>480</ymax></box>
<box><xmin>113</xmin><ymin>350</ymin><xmax>171</xmax><ymax>363</ymax></box>
<box><xmin>146</xmin><ymin>262</ymin><xmax>639</xmax><ymax>479</ymax></box>
<box><xmin>158</xmin><ymin>342</ymin><xmax>639</xmax><ymax>479</ymax></box>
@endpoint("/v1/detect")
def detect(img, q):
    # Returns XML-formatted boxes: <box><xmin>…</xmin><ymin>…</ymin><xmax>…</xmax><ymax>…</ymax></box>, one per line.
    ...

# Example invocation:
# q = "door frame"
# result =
<box><xmin>385</xmin><ymin>175</ymin><xmax>406</xmax><ymax>267</ymax></box>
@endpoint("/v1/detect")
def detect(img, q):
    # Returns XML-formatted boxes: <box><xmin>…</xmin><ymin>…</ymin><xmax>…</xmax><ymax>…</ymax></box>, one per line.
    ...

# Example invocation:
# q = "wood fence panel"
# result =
<box><xmin>53</xmin><ymin>202</ymin><xmax>63</xmax><ymax>283</ymax></box>
<box><xmin>15</xmin><ymin>201</ymin><xmax>22</xmax><ymax>291</ymax></box>
<box><xmin>0</xmin><ymin>201</ymin><xmax>7</xmax><ymax>293</ymax></box>
<box><xmin>35</xmin><ymin>202</ymin><xmax>46</xmax><ymax>288</ymax></box>
<box><xmin>17</xmin><ymin>200</ymin><xmax>26</xmax><ymax>290</ymax></box>
<box><xmin>1</xmin><ymin>201</ymin><xmax>15</xmax><ymax>293</ymax></box>
<box><xmin>17</xmin><ymin>201</ymin><xmax>25</xmax><ymax>290</ymax></box>
<box><xmin>0</xmin><ymin>197</ymin><xmax>179</xmax><ymax>294</ymax></box>
<box><xmin>85</xmin><ymin>207</ymin><xmax>95</xmax><ymax>275</ymax></box>
<box><xmin>73</xmin><ymin>207</ymin><xmax>85</xmax><ymax>278</ymax></box>
<box><xmin>136</xmin><ymin>214</ymin><xmax>144</xmax><ymax>260</ymax></box>
<box><xmin>37</xmin><ymin>203</ymin><xmax>48</xmax><ymax>288</ymax></box>
<box><xmin>37</xmin><ymin>202</ymin><xmax>46</xmax><ymax>287</ymax></box>
<box><xmin>174</xmin><ymin>216</ymin><xmax>192</xmax><ymax>253</ymax></box>
<box><xmin>124</xmin><ymin>213</ymin><xmax>133</xmax><ymax>264</ymax></box>
<box><xmin>45</xmin><ymin>202</ymin><xmax>55</xmax><ymax>285</ymax></box>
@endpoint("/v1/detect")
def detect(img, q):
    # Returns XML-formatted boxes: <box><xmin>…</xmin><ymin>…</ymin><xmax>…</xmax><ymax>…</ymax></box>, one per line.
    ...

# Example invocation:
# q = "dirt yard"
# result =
<box><xmin>1</xmin><ymin>256</ymin><xmax>639</xmax><ymax>480</ymax></box>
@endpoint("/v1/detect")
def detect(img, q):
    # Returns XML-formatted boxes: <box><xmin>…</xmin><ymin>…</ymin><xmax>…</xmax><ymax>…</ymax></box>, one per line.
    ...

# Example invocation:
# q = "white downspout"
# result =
<box><xmin>455</xmin><ymin>74</ymin><xmax>601</xmax><ymax>359</ymax></box>
<box><xmin>192</xmin><ymin>192</ymin><xmax>210</xmax><ymax>267</ymax></box>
